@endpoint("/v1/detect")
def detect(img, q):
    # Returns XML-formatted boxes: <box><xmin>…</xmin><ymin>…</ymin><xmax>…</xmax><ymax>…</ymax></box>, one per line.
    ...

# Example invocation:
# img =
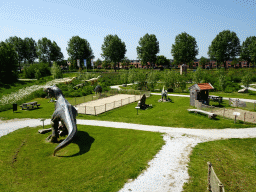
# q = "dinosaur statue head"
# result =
<box><xmin>44</xmin><ymin>85</ymin><xmax>63</xmax><ymax>99</ymax></box>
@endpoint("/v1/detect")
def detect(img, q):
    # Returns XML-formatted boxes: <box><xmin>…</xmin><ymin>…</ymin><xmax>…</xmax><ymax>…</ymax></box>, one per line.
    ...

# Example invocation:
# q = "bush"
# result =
<box><xmin>24</xmin><ymin>63</ymin><xmax>50</xmax><ymax>79</ymax></box>
<box><xmin>51</xmin><ymin>62</ymin><xmax>63</xmax><ymax>79</ymax></box>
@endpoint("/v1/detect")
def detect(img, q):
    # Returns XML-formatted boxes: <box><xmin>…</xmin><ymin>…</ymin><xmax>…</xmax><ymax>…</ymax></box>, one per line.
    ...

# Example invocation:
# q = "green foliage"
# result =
<box><xmin>240</xmin><ymin>36</ymin><xmax>256</xmax><ymax>67</ymax></box>
<box><xmin>0</xmin><ymin>41</ymin><xmax>18</xmax><ymax>84</ymax></box>
<box><xmin>121</xmin><ymin>57</ymin><xmax>130</xmax><ymax>69</ymax></box>
<box><xmin>101</xmin><ymin>34</ymin><xmax>126</xmax><ymax>70</ymax></box>
<box><xmin>147</xmin><ymin>70</ymin><xmax>159</xmax><ymax>91</ymax></box>
<box><xmin>171</xmin><ymin>32</ymin><xmax>199</xmax><ymax>65</ymax></box>
<box><xmin>51</xmin><ymin>62</ymin><xmax>63</xmax><ymax>79</ymax></box>
<box><xmin>120</xmin><ymin>71</ymin><xmax>129</xmax><ymax>84</ymax></box>
<box><xmin>162</xmin><ymin>70</ymin><xmax>177</xmax><ymax>90</ymax></box>
<box><xmin>23</xmin><ymin>37</ymin><xmax>37</xmax><ymax>64</ymax></box>
<box><xmin>137</xmin><ymin>33</ymin><xmax>159</xmax><ymax>68</ymax></box>
<box><xmin>156</xmin><ymin>55</ymin><xmax>169</xmax><ymax>67</ymax></box>
<box><xmin>193</xmin><ymin>67</ymin><xmax>204</xmax><ymax>83</ymax></box>
<box><xmin>242</xmin><ymin>71</ymin><xmax>253</xmax><ymax>88</ymax></box>
<box><xmin>199</xmin><ymin>56</ymin><xmax>209</xmax><ymax>69</ymax></box>
<box><xmin>24</xmin><ymin>63</ymin><xmax>51</xmax><ymax>79</ymax></box>
<box><xmin>34</xmin><ymin>68</ymin><xmax>41</xmax><ymax>80</ymax></box>
<box><xmin>208</xmin><ymin>30</ymin><xmax>241</xmax><ymax>69</ymax></box>
<box><xmin>94</xmin><ymin>58</ymin><xmax>102</xmax><ymax>68</ymax></box>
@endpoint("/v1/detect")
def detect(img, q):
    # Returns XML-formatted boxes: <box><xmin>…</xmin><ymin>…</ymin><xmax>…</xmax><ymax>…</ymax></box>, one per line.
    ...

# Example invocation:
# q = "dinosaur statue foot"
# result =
<box><xmin>38</xmin><ymin>128</ymin><xmax>52</xmax><ymax>134</ymax></box>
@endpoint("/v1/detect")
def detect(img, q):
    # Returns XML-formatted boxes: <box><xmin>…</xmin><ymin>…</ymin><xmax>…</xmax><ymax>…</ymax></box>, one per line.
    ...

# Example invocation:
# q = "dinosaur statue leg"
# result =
<box><xmin>50</xmin><ymin>120</ymin><xmax>59</xmax><ymax>143</ymax></box>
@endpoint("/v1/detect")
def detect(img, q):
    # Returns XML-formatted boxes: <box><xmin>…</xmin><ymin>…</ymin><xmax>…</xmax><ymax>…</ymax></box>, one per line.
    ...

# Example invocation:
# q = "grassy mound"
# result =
<box><xmin>183</xmin><ymin>138</ymin><xmax>256</xmax><ymax>191</ymax></box>
<box><xmin>0</xmin><ymin>125</ymin><xmax>164</xmax><ymax>191</ymax></box>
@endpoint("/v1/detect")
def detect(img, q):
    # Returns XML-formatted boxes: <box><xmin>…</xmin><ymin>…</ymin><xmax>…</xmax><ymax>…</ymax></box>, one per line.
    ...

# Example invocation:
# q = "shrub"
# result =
<box><xmin>51</xmin><ymin>62</ymin><xmax>63</xmax><ymax>79</ymax></box>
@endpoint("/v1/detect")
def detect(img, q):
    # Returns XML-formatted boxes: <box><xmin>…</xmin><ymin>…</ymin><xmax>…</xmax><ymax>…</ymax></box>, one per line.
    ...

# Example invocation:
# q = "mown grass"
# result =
<box><xmin>78</xmin><ymin>95</ymin><xmax>254</xmax><ymax>129</ymax></box>
<box><xmin>183</xmin><ymin>138</ymin><xmax>256</xmax><ymax>191</ymax></box>
<box><xmin>0</xmin><ymin>96</ymin><xmax>254</xmax><ymax>128</ymax></box>
<box><xmin>0</xmin><ymin>124</ymin><xmax>164</xmax><ymax>192</ymax></box>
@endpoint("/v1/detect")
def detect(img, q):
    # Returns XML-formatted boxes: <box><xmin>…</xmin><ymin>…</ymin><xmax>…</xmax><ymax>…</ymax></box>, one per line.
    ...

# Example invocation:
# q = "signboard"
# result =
<box><xmin>84</xmin><ymin>59</ymin><xmax>87</xmax><ymax>67</ymax></box>
<box><xmin>77</xmin><ymin>59</ymin><xmax>80</xmax><ymax>67</ymax></box>
<box><xmin>233</xmin><ymin>112</ymin><xmax>240</xmax><ymax>116</ymax></box>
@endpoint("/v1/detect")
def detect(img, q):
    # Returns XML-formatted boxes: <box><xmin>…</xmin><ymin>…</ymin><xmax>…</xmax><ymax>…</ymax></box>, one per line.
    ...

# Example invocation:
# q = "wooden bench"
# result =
<box><xmin>188</xmin><ymin>109</ymin><xmax>217</xmax><ymax>119</ymax></box>
<box><xmin>20</xmin><ymin>102</ymin><xmax>41</xmax><ymax>110</ymax></box>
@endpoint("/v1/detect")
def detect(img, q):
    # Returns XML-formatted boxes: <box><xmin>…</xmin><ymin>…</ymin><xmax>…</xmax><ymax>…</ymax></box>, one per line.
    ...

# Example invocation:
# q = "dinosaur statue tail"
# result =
<box><xmin>53</xmin><ymin>123</ymin><xmax>77</xmax><ymax>156</ymax></box>
<box><xmin>53</xmin><ymin>108</ymin><xmax>77</xmax><ymax>156</ymax></box>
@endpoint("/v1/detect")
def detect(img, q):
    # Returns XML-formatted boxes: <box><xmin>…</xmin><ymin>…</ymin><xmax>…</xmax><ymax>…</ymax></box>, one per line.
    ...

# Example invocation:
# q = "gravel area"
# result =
<box><xmin>0</xmin><ymin>119</ymin><xmax>256</xmax><ymax>191</ymax></box>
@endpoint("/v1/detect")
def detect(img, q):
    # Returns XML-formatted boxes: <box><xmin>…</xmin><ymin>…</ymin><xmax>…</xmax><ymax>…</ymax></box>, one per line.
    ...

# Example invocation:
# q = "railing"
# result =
<box><xmin>78</xmin><ymin>94</ymin><xmax>143</xmax><ymax>115</ymax></box>
<box><xmin>207</xmin><ymin>162</ymin><xmax>225</xmax><ymax>192</ymax></box>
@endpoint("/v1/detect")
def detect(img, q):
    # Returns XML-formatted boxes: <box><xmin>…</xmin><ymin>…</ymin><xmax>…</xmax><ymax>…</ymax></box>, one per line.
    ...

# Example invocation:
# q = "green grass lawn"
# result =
<box><xmin>0</xmin><ymin>124</ymin><xmax>164</xmax><ymax>192</ymax></box>
<box><xmin>183</xmin><ymin>138</ymin><xmax>256</xmax><ymax>191</ymax></box>
<box><xmin>0</xmin><ymin>96</ymin><xmax>254</xmax><ymax>129</ymax></box>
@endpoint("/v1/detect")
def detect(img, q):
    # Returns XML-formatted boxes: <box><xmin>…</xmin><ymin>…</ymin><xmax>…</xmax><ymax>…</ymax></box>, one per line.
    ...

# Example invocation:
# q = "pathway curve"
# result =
<box><xmin>0</xmin><ymin>118</ymin><xmax>256</xmax><ymax>191</ymax></box>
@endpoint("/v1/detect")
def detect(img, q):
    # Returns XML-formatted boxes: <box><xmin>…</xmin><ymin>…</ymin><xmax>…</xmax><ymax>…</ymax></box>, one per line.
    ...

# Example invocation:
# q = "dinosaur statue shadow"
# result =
<box><xmin>57</xmin><ymin>131</ymin><xmax>95</xmax><ymax>157</ymax></box>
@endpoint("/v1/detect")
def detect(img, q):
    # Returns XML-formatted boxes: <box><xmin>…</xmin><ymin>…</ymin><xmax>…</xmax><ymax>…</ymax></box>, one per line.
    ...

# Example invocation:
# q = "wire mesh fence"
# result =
<box><xmin>77</xmin><ymin>94</ymin><xmax>143</xmax><ymax>115</ymax></box>
<box><xmin>195</xmin><ymin>98</ymin><xmax>256</xmax><ymax>124</ymax></box>
<box><xmin>208</xmin><ymin>162</ymin><xmax>225</xmax><ymax>192</ymax></box>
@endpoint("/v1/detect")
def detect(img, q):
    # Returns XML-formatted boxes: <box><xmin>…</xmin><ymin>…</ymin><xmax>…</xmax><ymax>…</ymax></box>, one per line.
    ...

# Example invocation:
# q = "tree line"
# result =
<box><xmin>1</xmin><ymin>29</ymin><xmax>256</xmax><ymax>83</ymax></box>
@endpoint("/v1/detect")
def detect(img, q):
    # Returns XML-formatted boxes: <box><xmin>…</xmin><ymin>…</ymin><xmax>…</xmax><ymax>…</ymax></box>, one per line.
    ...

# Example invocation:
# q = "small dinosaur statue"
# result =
<box><xmin>41</xmin><ymin>85</ymin><xmax>77</xmax><ymax>156</ymax></box>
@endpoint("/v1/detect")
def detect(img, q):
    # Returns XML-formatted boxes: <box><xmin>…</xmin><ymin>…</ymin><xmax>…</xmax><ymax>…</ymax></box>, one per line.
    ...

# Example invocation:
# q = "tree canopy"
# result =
<box><xmin>171</xmin><ymin>32</ymin><xmax>199</xmax><ymax>65</ymax></box>
<box><xmin>240</xmin><ymin>36</ymin><xmax>256</xmax><ymax>67</ymax></box>
<box><xmin>199</xmin><ymin>56</ymin><xmax>209</xmax><ymax>69</ymax></box>
<box><xmin>137</xmin><ymin>33</ymin><xmax>159</xmax><ymax>68</ymax></box>
<box><xmin>0</xmin><ymin>42</ymin><xmax>18</xmax><ymax>83</ymax></box>
<box><xmin>37</xmin><ymin>37</ymin><xmax>63</xmax><ymax>65</ymax></box>
<box><xmin>156</xmin><ymin>55</ymin><xmax>169</xmax><ymax>68</ymax></box>
<box><xmin>101</xmin><ymin>34</ymin><xmax>126</xmax><ymax>71</ymax></box>
<box><xmin>66</xmin><ymin>36</ymin><xmax>94</xmax><ymax>68</ymax></box>
<box><xmin>23</xmin><ymin>37</ymin><xmax>37</xmax><ymax>64</ymax></box>
<box><xmin>208</xmin><ymin>30</ymin><xmax>241</xmax><ymax>69</ymax></box>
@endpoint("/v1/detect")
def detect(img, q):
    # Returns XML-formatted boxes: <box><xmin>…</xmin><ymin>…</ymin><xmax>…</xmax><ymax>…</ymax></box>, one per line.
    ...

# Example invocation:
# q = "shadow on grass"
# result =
<box><xmin>58</xmin><ymin>131</ymin><xmax>95</xmax><ymax>157</ymax></box>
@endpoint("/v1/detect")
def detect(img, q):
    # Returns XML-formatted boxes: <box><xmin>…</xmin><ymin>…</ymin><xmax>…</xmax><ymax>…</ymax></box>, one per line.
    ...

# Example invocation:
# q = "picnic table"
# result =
<box><xmin>20</xmin><ymin>101</ymin><xmax>41</xmax><ymax>110</ymax></box>
<box><xmin>209</xmin><ymin>95</ymin><xmax>222</xmax><ymax>105</ymax></box>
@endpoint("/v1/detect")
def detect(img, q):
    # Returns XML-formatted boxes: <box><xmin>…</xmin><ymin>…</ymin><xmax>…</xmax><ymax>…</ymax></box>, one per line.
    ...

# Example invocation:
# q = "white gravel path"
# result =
<box><xmin>0</xmin><ymin>118</ymin><xmax>256</xmax><ymax>191</ymax></box>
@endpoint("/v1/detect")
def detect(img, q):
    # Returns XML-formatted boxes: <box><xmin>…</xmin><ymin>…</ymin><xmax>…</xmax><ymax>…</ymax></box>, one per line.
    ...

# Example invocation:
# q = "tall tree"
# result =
<box><xmin>199</xmin><ymin>56</ymin><xmax>209</xmax><ymax>69</ymax></box>
<box><xmin>5</xmin><ymin>36</ymin><xmax>25</xmax><ymax>72</ymax></box>
<box><xmin>0</xmin><ymin>42</ymin><xmax>18</xmax><ymax>83</ymax></box>
<box><xmin>67</xmin><ymin>36</ymin><xmax>94</xmax><ymax>69</ymax></box>
<box><xmin>101</xmin><ymin>34</ymin><xmax>126</xmax><ymax>71</ymax></box>
<box><xmin>37</xmin><ymin>37</ymin><xmax>63</xmax><ymax>65</ymax></box>
<box><xmin>37</xmin><ymin>37</ymin><xmax>52</xmax><ymax>64</ymax></box>
<box><xmin>171</xmin><ymin>32</ymin><xmax>199</xmax><ymax>66</ymax></box>
<box><xmin>23</xmin><ymin>37</ymin><xmax>37</xmax><ymax>64</ymax></box>
<box><xmin>66</xmin><ymin>36</ymin><xmax>94</xmax><ymax>69</ymax></box>
<box><xmin>50</xmin><ymin>41</ymin><xmax>64</xmax><ymax>63</ymax></box>
<box><xmin>137</xmin><ymin>33</ymin><xmax>159</xmax><ymax>68</ymax></box>
<box><xmin>156</xmin><ymin>55</ymin><xmax>169</xmax><ymax>68</ymax></box>
<box><xmin>240</xmin><ymin>36</ymin><xmax>256</xmax><ymax>68</ymax></box>
<box><xmin>208</xmin><ymin>30</ymin><xmax>241</xmax><ymax>70</ymax></box>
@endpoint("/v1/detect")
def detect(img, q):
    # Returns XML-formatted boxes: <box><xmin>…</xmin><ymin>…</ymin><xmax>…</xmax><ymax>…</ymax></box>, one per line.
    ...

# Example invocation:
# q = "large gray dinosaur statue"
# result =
<box><xmin>40</xmin><ymin>85</ymin><xmax>77</xmax><ymax>156</ymax></box>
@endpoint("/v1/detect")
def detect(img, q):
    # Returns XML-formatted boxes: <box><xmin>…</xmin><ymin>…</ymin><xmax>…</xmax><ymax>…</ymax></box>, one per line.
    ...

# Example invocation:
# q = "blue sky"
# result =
<box><xmin>0</xmin><ymin>0</ymin><xmax>255</xmax><ymax>61</ymax></box>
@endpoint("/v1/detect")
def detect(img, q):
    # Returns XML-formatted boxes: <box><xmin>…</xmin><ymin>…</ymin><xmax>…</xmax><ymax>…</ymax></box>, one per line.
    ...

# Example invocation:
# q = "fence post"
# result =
<box><xmin>207</xmin><ymin>162</ymin><xmax>212</xmax><ymax>191</ymax></box>
<box><xmin>94</xmin><ymin>106</ymin><xmax>96</xmax><ymax>116</ymax></box>
<box><xmin>219</xmin><ymin>183</ymin><xmax>224</xmax><ymax>192</ymax></box>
